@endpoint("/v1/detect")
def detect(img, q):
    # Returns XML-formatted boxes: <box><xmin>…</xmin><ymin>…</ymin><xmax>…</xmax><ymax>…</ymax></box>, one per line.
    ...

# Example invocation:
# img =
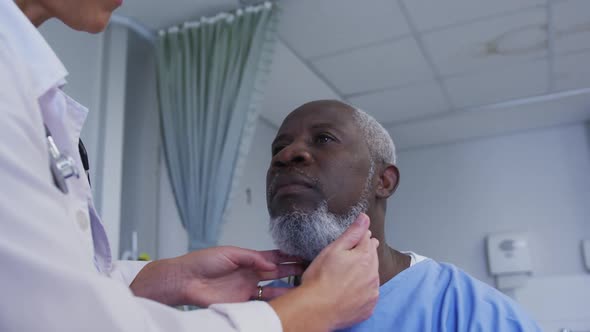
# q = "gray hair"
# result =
<box><xmin>350</xmin><ymin>107</ymin><xmax>397</xmax><ymax>165</ymax></box>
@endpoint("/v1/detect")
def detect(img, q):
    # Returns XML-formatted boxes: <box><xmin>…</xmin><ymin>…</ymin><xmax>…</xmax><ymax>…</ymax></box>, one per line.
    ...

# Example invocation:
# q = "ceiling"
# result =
<box><xmin>115</xmin><ymin>0</ymin><xmax>590</xmax><ymax>150</ymax></box>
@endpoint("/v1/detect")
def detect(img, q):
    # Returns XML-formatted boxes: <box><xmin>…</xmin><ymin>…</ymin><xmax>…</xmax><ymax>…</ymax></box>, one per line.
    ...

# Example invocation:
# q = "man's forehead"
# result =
<box><xmin>277</xmin><ymin>101</ymin><xmax>356</xmax><ymax>134</ymax></box>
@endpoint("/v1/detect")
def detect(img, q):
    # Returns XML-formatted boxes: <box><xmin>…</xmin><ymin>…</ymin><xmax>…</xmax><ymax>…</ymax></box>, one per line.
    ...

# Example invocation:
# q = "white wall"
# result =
<box><xmin>119</xmin><ymin>30</ymin><xmax>160</xmax><ymax>259</ymax></box>
<box><xmin>92</xmin><ymin>25</ymin><xmax>129</xmax><ymax>257</ymax></box>
<box><xmin>388</xmin><ymin>123</ymin><xmax>590</xmax><ymax>285</ymax></box>
<box><xmin>514</xmin><ymin>274</ymin><xmax>590</xmax><ymax>331</ymax></box>
<box><xmin>218</xmin><ymin>121</ymin><xmax>277</xmax><ymax>250</ymax></box>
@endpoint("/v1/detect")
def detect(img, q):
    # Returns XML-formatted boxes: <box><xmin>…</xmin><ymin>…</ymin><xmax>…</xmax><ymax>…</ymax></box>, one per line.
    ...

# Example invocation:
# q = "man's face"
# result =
<box><xmin>41</xmin><ymin>0</ymin><xmax>121</xmax><ymax>32</ymax></box>
<box><xmin>266</xmin><ymin>102</ymin><xmax>374</xmax><ymax>260</ymax></box>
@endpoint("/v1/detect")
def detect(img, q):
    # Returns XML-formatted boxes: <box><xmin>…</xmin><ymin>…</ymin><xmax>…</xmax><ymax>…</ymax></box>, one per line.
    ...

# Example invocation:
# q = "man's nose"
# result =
<box><xmin>272</xmin><ymin>142</ymin><xmax>312</xmax><ymax>168</ymax></box>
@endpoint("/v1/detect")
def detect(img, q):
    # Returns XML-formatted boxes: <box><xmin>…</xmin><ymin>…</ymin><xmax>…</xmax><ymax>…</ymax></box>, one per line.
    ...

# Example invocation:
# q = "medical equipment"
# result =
<box><xmin>45</xmin><ymin>125</ymin><xmax>90</xmax><ymax>193</ymax></box>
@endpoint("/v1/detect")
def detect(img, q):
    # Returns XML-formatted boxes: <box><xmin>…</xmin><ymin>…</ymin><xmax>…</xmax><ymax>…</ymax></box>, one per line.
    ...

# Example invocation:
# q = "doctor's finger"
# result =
<box><xmin>226</xmin><ymin>248</ymin><xmax>277</xmax><ymax>272</ymax></box>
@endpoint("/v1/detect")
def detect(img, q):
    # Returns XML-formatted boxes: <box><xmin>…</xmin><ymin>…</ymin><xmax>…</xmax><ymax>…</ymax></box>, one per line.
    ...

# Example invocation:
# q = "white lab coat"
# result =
<box><xmin>0</xmin><ymin>1</ymin><xmax>281</xmax><ymax>331</ymax></box>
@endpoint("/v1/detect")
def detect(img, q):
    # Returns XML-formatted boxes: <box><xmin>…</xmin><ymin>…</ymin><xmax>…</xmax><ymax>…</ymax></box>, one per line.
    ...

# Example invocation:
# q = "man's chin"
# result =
<box><xmin>269</xmin><ymin>201</ymin><xmax>319</xmax><ymax>219</ymax></box>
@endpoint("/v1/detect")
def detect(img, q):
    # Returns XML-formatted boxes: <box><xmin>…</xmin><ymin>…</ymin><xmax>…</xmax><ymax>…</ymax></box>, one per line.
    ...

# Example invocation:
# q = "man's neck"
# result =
<box><xmin>295</xmin><ymin>242</ymin><xmax>409</xmax><ymax>287</ymax></box>
<box><xmin>367</xmin><ymin>209</ymin><xmax>410</xmax><ymax>285</ymax></box>
<box><xmin>377</xmin><ymin>244</ymin><xmax>411</xmax><ymax>286</ymax></box>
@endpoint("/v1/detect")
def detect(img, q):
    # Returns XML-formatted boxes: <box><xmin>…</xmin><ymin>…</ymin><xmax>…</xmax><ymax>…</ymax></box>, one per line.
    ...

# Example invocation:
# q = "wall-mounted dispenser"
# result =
<box><xmin>486</xmin><ymin>232</ymin><xmax>533</xmax><ymax>291</ymax></box>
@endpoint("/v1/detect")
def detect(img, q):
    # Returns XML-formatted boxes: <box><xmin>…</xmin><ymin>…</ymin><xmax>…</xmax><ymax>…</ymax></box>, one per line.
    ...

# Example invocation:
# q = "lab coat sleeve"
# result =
<box><xmin>0</xmin><ymin>44</ymin><xmax>282</xmax><ymax>332</ymax></box>
<box><xmin>110</xmin><ymin>260</ymin><xmax>151</xmax><ymax>286</ymax></box>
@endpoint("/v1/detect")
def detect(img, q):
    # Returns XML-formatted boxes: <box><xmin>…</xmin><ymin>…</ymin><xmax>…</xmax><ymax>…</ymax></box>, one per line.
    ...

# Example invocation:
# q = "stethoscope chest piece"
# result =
<box><xmin>45</xmin><ymin>125</ymin><xmax>80</xmax><ymax>194</ymax></box>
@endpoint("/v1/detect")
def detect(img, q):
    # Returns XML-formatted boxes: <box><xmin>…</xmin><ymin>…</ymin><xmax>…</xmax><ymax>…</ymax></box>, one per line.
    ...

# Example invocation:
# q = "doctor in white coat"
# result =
<box><xmin>0</xmin><ymin>0</ymin><xmax>381</xmax><ymax>331</ymax></box>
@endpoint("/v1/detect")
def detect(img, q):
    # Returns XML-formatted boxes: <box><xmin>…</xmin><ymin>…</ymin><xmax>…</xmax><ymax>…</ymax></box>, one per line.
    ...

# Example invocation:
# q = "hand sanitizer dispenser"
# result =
<box><xmin>486</xmin><ymin>232</ymin><xmax>533</xmax><ymax>290</ymax></box>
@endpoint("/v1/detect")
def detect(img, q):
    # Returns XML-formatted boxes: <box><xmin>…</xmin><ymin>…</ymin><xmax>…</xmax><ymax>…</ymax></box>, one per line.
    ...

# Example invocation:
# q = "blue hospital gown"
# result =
<box><xmin>339</xmin><ymin>259</ymin><xmax>540</xmax><ymax>331</ymax></box>
<box><xmin>272</xmin><ymin>259</ymin><xmax>541</xmax><ymax>331</ymax></box>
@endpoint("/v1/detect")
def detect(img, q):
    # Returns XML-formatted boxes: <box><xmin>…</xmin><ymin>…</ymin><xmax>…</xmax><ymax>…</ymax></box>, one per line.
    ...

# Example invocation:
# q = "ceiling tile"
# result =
<box><xmin>389</xmin><ymin>90</ymin><xmax>590</xmax><ymax>150</ymax></box>
<box><xmin>259</xmin><ymin>42</ymin><xmax>341</xmax><ymax>127</ymax></box>
<box><xmin>311</xmin><ymin>37</ymin><xmax>434</xmax><ymax>95</ymax></box>
<box><xmin>403</xmin><ymin>0</ymin><xmax>544</xmax><ymax>32</ymax></box>
<box><xmin>116</xmin><ymin>0</ymin><xmax>238</xmax><ymax>29</ymax></box>
<box><xmin>444</xmin><ymin>60</ymin><xmax>549</xmax><ymax>109</ymax></box>
<box><xmin>423</xmin><ymin>8</ymin><xmax>547</xmax><ymax>77</ymax></box>
<box><xmin>553</xmin><ymin>0</ymin><xmax>590</xmax><ymax>55</ymax></box>
<box><xmin>348</xmin><ymin>81</ymin><xmax>449</xmax><ymax>125</ymax></box>
<box><xmin>554</xmin><ymin>50</ymin><xmax>590</xmax><ymax>91</ymax></box>
<box><xmin>278</xmin><ymin>0</ymin><xmax>410</xmax><ymax>59</ymax></box>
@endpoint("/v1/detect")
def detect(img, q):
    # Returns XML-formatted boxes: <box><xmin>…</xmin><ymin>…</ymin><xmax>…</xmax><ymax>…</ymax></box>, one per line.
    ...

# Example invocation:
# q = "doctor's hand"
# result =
<box><xmin>129</xmin><ymin>247</ymin><xmax>303</xmax><ymax>307</ymax></box>
<box><xmin>269</xmin><ymin>213</ymin><xmax>380</xmax><ymax>332</ymax></box>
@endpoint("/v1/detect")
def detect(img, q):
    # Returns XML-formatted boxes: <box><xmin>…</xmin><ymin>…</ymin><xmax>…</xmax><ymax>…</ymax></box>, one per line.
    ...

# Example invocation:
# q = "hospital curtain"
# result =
<box><xmin>155</xmin><ymin>2</ymin><xmax>278</xmax><ymax>250</ymax></box>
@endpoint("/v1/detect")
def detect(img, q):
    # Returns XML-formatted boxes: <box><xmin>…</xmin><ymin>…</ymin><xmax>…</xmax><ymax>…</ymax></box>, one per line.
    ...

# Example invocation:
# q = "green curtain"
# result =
<box><xmin>155</xmin><ymin>2</ymin><xmax>278</xmax><ymax>250</ymax></box>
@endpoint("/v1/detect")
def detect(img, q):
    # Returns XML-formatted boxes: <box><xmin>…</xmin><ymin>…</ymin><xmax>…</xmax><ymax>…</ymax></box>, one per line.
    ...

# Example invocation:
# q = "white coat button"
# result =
<box><xmin>76</xmin><ymin>210</ymin><xmax>89</xmax><ymax>231</ymax></box>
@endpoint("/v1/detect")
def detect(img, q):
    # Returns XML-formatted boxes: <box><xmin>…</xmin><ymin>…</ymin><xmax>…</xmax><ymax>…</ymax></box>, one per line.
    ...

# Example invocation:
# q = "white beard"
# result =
<box><xmin>269</xmin><ymin>199</ymin><xmax>368</xmax><ymax>261</ymax></box>
<box><xmin>269</xmin><ymin>163</ymin><xmax>374</xmax><ymax>261</ymax></box>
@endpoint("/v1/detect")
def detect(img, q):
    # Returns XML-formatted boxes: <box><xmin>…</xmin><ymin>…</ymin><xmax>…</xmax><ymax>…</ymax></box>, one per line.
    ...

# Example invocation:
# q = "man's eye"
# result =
<box><xmin>315</xmin><ymin>134</ymin><xmax>335</xmax><ymax>144</ymax></box>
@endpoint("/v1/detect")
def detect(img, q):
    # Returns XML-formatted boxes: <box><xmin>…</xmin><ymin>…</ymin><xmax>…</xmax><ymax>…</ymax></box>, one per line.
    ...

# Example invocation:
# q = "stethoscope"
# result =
<box><xmin>45</xmin><ymin>125</ymin><xmax>90</xmax><ymax>194</ymax></box>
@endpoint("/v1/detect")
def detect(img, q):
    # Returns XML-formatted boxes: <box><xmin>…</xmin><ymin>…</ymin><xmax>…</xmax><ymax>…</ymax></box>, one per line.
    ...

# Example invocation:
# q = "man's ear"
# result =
<box><xmin>376</xmin><ymin>164</ymin><xmax>400</xmax><ymax>199</ymax></box>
